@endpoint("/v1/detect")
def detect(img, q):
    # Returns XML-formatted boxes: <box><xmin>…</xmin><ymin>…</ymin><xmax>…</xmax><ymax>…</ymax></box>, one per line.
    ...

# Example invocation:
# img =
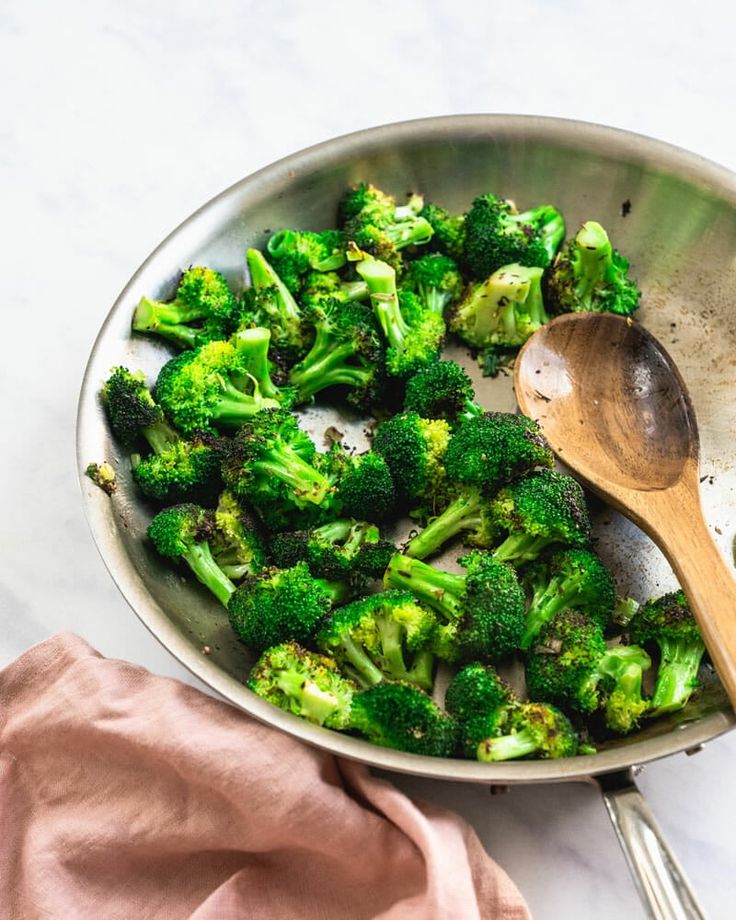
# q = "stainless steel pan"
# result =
<box><xmin>77</xmin><ymin>115</ymin><xmax>736</xmax><ymax>919</ymax></box>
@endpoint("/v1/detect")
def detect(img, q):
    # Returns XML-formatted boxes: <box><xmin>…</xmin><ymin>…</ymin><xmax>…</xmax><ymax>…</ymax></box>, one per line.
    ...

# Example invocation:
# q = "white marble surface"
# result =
<box><xmin>3</xmin><ymin>1</ymin><xmax>736</xmax><ymax>917</ymax></box>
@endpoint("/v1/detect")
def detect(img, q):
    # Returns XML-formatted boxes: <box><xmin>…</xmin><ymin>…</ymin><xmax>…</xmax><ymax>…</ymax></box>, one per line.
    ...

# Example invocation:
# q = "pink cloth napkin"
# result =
<box><xmin>0</xmin><ymin>634</ymin><xmax>530</xmax><ymax>920</ymax></box>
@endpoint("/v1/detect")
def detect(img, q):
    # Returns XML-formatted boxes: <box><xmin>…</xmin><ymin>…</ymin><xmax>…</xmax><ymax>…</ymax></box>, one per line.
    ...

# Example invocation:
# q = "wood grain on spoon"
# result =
<box><xmin>514</xmin><ymin>312</ymin><xmax>736</xmax><ymax>711</ymax></box>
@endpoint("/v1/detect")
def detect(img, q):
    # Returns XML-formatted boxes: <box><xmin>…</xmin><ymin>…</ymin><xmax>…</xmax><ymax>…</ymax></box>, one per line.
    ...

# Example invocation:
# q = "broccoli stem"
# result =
<box><xmin>254</xmin><ymin>444</ymin><xmax>333</xmax><ymax>505</ymax></box>
<box><xmin>246</xmin><ymin>248</ymin><xmax>302</xmax><ymax>322</ymax></box>
<box><xmin>405</xmin><ymin>490</ymin><xmax>484</xmax><ymax>560</ymax></box>
<box><xmin>289</xmin><ymin>338</ymin><xmax>373</xmax><ymax>401</ymax></box>
<box><xmin>210</xmin><ymin>382</ymin><xmax>279</xmax><ymax>426</ymax></box>
<box><xmin>356</xmin><ymin>260</ymin><xmax>409</xmax><ymax>351</ymax></box>
<box><xmin>338</xmin><ymin>634</ymin><xmax>385</xmax><ymax>687</ymax></box>
<box><xmin>182</xmin><ymin>542</ymin><xmax>236</xmax><ymax>607</ymax></box>
<box><xmin>132</xmin><ymin>298</ymin><xmax>202</xmax><ymax>349</ymax></box>
<box><xmin>407</xmin><ymin>649</ymin><xmax>435</xmax><ymax>691</ymax></box>
<box><xmin>384</xmin><ymin>216</ymin><xmax>435</xmax><ymax>248</ymax></box>
<box><xmin>274</xmin><ymin>669</ymin><xmax>341</xmax><ymax>724</ymax></box>
<box><xmin>650</xmin><ymin>637</ymin><xmax>705</xmax><ymax>715</ymax></box>
<box><xmin>232</xmin><ymin>328</ymin><xmax>281</xmax><ymax>399</ymax></box>
<box><xmin>571</xmin><ymin>221</ymin><xmax>612</xmax><ymax>303</ymax></box>
<box><xmin>493</xmin><ymin>532</ymin><xmax>554</xmax><ymax>565</ymax></box>
<box><xmin>424</xmin><ymin>289</ymin><xmax>452</xmax><ymax>317</ymax></box>
<box><xmin>341</xmin><ymin>279</ymin><xmax>369</xmax><ymax>301</ymax></box>
<box><xmin>385</xmin><ymin>554</ymin><xmax>464</xmax><ymax>620</ymax></box>
<box><xmin>314</xmin><ymin>519</ymin><xmax>354</xmax><ymax>544</ymax></box>
<box><xmin>142</xmin><ymin>418</ymin><xmax>182</xmax><ymax>455</ymax></box>
<box><xmin>477</xmin><ymin>729</ymin><xmax>539</xmax><ymax>762</ymax></box>
<box><xmin>521</xmin><ymin>572</ymin><xmax>585</xmax><ymax>649</ymax></box>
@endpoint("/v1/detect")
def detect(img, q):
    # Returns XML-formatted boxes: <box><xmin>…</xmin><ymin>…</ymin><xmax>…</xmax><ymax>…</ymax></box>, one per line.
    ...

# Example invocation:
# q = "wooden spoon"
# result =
<box><xmin>514</xmin><ymin>312</ymin><xmax>736</xmax><ymax>710</ymax></box>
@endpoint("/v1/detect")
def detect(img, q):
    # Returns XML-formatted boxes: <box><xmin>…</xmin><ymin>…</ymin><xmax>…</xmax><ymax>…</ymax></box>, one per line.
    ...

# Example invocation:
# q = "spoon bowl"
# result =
<box><xmin>515</xmin><ymin>311</ymin><xmax>736</xmax><ymax>710</ymax></box>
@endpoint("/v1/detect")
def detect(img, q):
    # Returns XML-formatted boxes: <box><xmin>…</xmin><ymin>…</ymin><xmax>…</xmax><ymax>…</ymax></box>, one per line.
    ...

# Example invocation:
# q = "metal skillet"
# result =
<box><xmin>77</xmin><ymin>115</ymin><xmax>736</xmax><ymax>919</ymax></box>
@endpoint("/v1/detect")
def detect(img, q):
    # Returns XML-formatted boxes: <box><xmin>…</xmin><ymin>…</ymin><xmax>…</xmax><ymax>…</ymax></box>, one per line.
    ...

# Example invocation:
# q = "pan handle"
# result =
<box><xmin>595</xmin><ymin>769</ymin><xmax>705</xmax><ymax>920</ymax></box>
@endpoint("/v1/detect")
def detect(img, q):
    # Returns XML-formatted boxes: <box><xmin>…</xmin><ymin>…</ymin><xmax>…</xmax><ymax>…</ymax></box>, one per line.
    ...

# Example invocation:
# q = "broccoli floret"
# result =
<box><xmin>629</xmin><ymin>590</ymin><xmax>705</xmax><ymax>715</ymax></box>
<box><xmin>287</xmin><ymin>298</ymin><xmax>386</xmax><ymax>410</ymax></box>
<box><xmin>491</xmin><ymin>470</ymin><xmax>591</xmax><ymax>564</ymax></box>
<box><xmin>325</xmin><ymin>447</ymin><xmax>396</xmax><ymax>523</ymax></box>
<box><xmin>475</xmin><ymin>702</ymin><xmax>578</xmax><ymax>761</ymax></box>
<box><xmin>521</xmin><ymin>548</ymin><xmax>616</xmax><ymax>649</ymax></box>
<box><xmin>132</xmin><ymin>266</ymin><xmax>241</xmax><ymax>349</ymax></box>
<box><xmin>243</xmin><ymin>248</ymin><xmax>309</xmax><ymax>360</ymax></box>
<box><xmin>300</xmin><ymin>271</ymin><xmax>368</xmax><ymax>309</ymax></box>
<box><xmin>228</xmin><ymin>562</ymin><xmax>348</xmax><ymax>652</ymax></box>
<box><xmin>85</xmin><ymin>461</ymin><xmax>117</xmax><ymax>495</ymax></box>
<box><xmin>210</xmin><ymin>490</ymin><xmax>268</xmax><ymax>579</ymax></box>
<box><xmin>404</xmin><ymin>486</ymin><xmax>497</xmax><ymax>560</ymax></box>
<box><xmin>154</xmin><ymin>336</ymin><xmax>286</xmax><ymax>435</ymax></box>
<box><xmin>266</xmin><ymin>228</ymin><xmax>347</xmax><ymax>294</ymax></box>
<box><xmin>340</xmin><ymin>183</ymin><xmax>434</xmax><ymax>272</ymax></box>
<box><xmin>526</xmin><ymin>610</ymin><xmax>651</xmax><ymax>734</ymax></box>
<box><xmin>147</xmin><ymin>504</ymin><xmax>236</xmax><ymax>607</ymax></box>
<box><xmin>101</xmin><ymin>366</ymin><xmax>164</xmax><ymax>444</ymax></box>
<box><xmin>419</xmin><ymin>202</ymin><xmax>466</xmax><ymax>261</ymax></box>
<box><xmin>271</xmin><ymin>519</ymin><xmax>394</xmax><ymax>581</ymax></box>
<box><xmin>249</xmin><ymin>641</ymin><xmax>356</xmax><ymax>729</ymax></box>
<box><xmin>547</xmin><ymin>221</ymin><xmax>640</xmax><ymax>316</ymax></box>
<box><xmin>349</xmin><ymin>682</ymin><xmax>456</xmax><ymax>757</ymax></box>
<box><xmin>317</xmin><ymin>590</ymin><xmax>437</xmax><ymax>690</ymax></box>
<box><xmin>372</xmin><ymin>412</ymin><xmax>451</xmax><ymax>516</ymax></box>
<box><xmin>402</xmin><ymin>361</ymin><xmax>483</xmax><ymax>426</ymax></box>
<box><xmin>221</xmin><ymin>408</ymin><xmax>338</xmax><ymax>528</ymax></box>
<box><xmin>444</xmin><ymin>412</ymin><xmax>554</xmax><ymax>495</ymax></box>
<box><xmin>404</xmin><ymin>253</ymin><xmax>464</xmax><ymax>316</ymax></box>
<box><xmin>449</xmin><ymin>263</ymin><xmax>549</xmax><ymax>348</ymax></box>
<box><xmin>462</xmin><ymin>194</ymin><xmax>565</xmax><ymax>279</ymax></box>
<box><xmin>385</xmin><ymin>551</ymin><xmax>526</xmax><ymax>662</ymax></box>
<box><xmin>355</xmin><ymin>257</ymin><xmax>444</xmax><ymax>377</ymax></box>
<box><xmin>444</xmin><ymin>662</ymin><xmax>517</xmax><ymax>723</ymax></box>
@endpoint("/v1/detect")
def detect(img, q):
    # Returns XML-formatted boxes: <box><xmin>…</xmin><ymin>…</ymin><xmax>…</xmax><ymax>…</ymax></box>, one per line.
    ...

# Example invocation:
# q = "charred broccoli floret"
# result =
<box><xmin>419</xmin><ymin>201</ymin><xmax>466</xmax><ymax>261</ymax></box>
<box><xmin>356</xmin><ymin>257</ymin><xmax>445</xmax><ymax>377</ymax></box>
<box><xmin>228</xmin><ymin>562</ymin><xmax>348</xmax><ymax>652</ymax></box>
<box><xmin>629</xmin><ymin>590</ymin><xmax>705</xmax><ymax>715</ymax></box>
<box><xmin>404</xmin><ymin>253</ymin><xmax>464</xmax><ymax>316</ymax></box>
<box><xmin>317</xmin><ymin>590</ymin><xmax>437</xmax><ymax>690</ymax></box>
<box><xmin>288</xmin><ymin>297</ymin><xmax>386</xmax><ymax>410</ymax></box>
<box><xmin>444</xmin><ymin>662</ymin><xmax>517</xmax><ymax>723</ymax></box>
<box><xmin>147</xmin><ymin>504</ymin><xmax>236</xmax><ymax>607</ymax></box>
<box><xmin>248</xmin><ymin>641</ymin><xmax>356</xmax><ymax>729</ymax></box>
<box><xmin>546</xmin><ymin>221</ymin><xmax>640</xmax><ymax>316</ymax></box>
<box><xmin>474</xmin><ymin>702</ymin><xmax>578</xmax><ymax>761</ymax></box>
<box><xmin>266</xmin><ymin>228</ymin><xmax>346</xmax><ymax>293</ymax></box>
<box><xmin>444</xmin><ymin>412</ymin><xmax>553</xmax><ymax>495</ymax></box>
<box><xmin>462</xmin><ymin>194</ymin><xmax>565</xmax><ymax>279</ymax></box>
<box><xmin>385</xmin><ymin>551</ymin><xmax>526</xmax><ymax>662</ymax></box>
<box><xmin>402</xmin><ymin>360</ymin><xmax>483</xmax><ymax>426</ymax></box>
<box><xmin>526</xmin><ymin>610</ymin><xmax>651</xmax><ymax>734</ymax></box>
<box><xmin>522</xmin><ymin>548</ymin><xmax>616</xmax><ymax>649</ymax></box>
<box><xmin>449</xmin><ymin>263</ymin><xmax>548</xmax><ymax>348</ymax></box>
<box><xmin>132</xmin><ymin>266</ymin><xmax>241</xmax><ymax>349</ymax></box>
<box><xmin>270</xmin><ymin>519</ymin><xmax>394</xmax><ymax>581</ymax></box>
<box><xmin>243</xmin><ymin>248</ymin><xmax>310</xmax><ymax>361</ymax></box>
<box><xmin>210</xmin><ymin>490</ymin><xmax>268</xmax><ymax>579</ymax></box>
<box><xmin>350</xmin><ymin>682</ymin><xmax>456</xmax><ymax>757</ymax></box>
<box><xmin>491</xmin><ymin>470</ymin><xmax>591</xmax><ymax>564</ymax></box>
<box><xmin>324</xmin><ymin>447</ymin><xmax>396</xmax><ymax>523</ymax></box>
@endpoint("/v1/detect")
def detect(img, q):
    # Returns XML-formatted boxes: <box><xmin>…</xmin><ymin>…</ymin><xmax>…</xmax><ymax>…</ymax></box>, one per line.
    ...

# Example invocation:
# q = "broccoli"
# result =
<box><xmin>491</xmin><ymin>469</ymin><xmax>591</xmax><ymax>564</ymax></box>
<box><xmin>248</xmin><ymin>641</ymin><xmax>356</xmax><ymax>729</ymax></box>
<box><xmin>462</xmin><ymin>194</ymin><xmax>565</xmax><ymax>279</ymax></box>
<box><xmin>266</xmin><ymin>228</ymin><xmax>347</xmax><ymax>293</ymax></box>
<box><xmin>385</xmin><ymin>551</ymin><xmax>526</xmax><ymax>662</ymax></box>
<box><xmin>404</xmin><ymin>253</ymin><xmax>464</xmax><ymax>316</ymax></box>
<box><xmin>448</xmin><ymin>263</ymin><xmax>549</xmax><ymax>349</ymax></box>
<box><xmin>419</xmin><ymin>201</ymin><xmax>466</xmax><ymax>261</ymax></box>
<box><xmin>404</xmin><ymin>486</ymin><xmax>497</xmax><ymax>560</ymax></box>
<box><xmin>316</xmin><ymin>590</ymin><xmax>437</xmax><ymax>690</ymax></box>
<box><xmin>287</xmin><ymin>297</ymin><xmax>386</xmax><ymax>410</ymax></box>
<box><xmin>131</xmin><ymin>266</ymin><xmax>241</xmax><ymax>349</ymax></box>
<box><xmin>444</xmin><ymin>412</ymin><xmax>554</xmax><ymax>495</ymax></box>
<box><xmin>154</xmin><ymin>335</ymin><xmax>286</xmax><ymax>435</ymax></box>
<box><xmin>474</xmin><ymin>702</ymin><xmax>578</xmax><ymax>761</ymax></box>
<box><xmin>355</xmin><ymin>257</ymin><xmax>445</xmax><ymax>377</ymax></box>
<box><xmin>221</xmin><ymin>408</ymin><xmax>338</xmax><ymax>529</ymax></box>
<box><xmin>521</xmin><ymin>548</ymin><xmax>616</xmax><ymax>649</ymax></box>
<box><xmin>444</xmin><ymin>662</ymin><xmax>517</xmax><ymax>723</ymax></box>
<box><xmin>371</xmin><ymin>412</ymin><xmax>451</xmax><ymax>516</ymax></box>
<box><xmin>325</xmin><ymin>447</ymin><xmax>396</xmax><ymax>523</ymax></box>
<box><xmin>228</xmin><ymin>562</ymin><xmax>348</xmax><ymax>652</ymax></box>
<box><xmin>526</xmin><ymin>610</ymin><xmax>651</xmax><ymax>734</ymax></box>
<box><xmin>210</xmin><ymin>490</ymin><xmax>268</xmax><ymax>579</ymax></box>
<box><xmin>629</xmin><ymin>590</ymin><xmax>706</xmax><ymax>715</ymax></box>
<box><xmin>243</xmin><ymin>248</ymin><xmax>309</xmax><ymax>360</ymax></box>
<box><xmin>339</xmin><ymin>183</ymin><xmax>434</xmax><ymax>272</ymax></box>
<box><xmin>349</xmin><ymin>682</ymin><xmax>456</xmax><ymax>757</ymax></box>
<box><xmin>101</xmin><ymin>367</ymin><xmax>223</xmax><ymax>503</ymax></box>
<box><xmin>147</xmin><ymin>504</ymin><xmax>236</xmax><ymax>607</ymax></box>
<box><xmin>85</xmin><ymin>461</ymin><xmax>116</xmax><ymax>495</ymax></box>
<box><xmin>546</xmin><ymin>221</ymin><xmax>640</xmax><ymax>316</ymax></box>
<box><xmin>402</xmin><ymin>360</ymin><xmax>483</xmax><ymax>426</ymax></box>
<box><xmin>270</xmin><ymin>519</ymin><xmax>394</xmax><ymax>581</ymax></box>
<box><xmin>300</xmin><ymin>270</ymin><xmax>368</xmax><ymax>309</ymax></box>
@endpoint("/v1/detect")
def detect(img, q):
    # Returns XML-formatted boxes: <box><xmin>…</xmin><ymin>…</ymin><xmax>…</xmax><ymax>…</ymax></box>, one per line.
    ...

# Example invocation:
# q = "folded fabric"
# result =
<box><xmin>0</xmin><ymin>634</ymin><xmax>530</xmax><ymax>919</ymax></box>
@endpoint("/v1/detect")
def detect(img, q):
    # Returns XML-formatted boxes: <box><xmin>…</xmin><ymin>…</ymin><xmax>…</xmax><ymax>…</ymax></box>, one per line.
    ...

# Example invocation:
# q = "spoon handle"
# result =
<box><xmin>655</xmin><ymin>494</ymin><xmax>736</xmax><ymax>710</ymax></box>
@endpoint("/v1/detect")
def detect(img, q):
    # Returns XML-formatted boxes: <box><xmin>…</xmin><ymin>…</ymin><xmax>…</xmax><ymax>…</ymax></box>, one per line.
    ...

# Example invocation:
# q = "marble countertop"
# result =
<box><xmin>3</xmin><ymin>2</ymin><xmax>735</xmax><ymax>916</ymax></box>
